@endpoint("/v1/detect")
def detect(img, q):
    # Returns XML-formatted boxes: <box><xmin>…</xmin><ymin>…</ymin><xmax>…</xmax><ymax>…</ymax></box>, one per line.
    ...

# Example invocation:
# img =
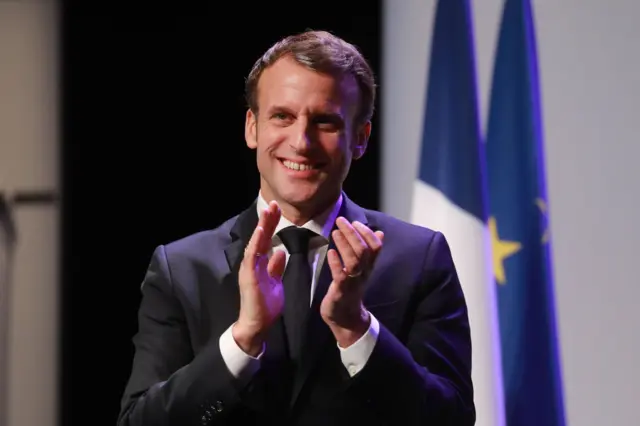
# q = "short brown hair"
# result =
<box><xmin>245</xmin><ymin>30</ymin><xmax>376</xmax><ymax>127</ymax></box>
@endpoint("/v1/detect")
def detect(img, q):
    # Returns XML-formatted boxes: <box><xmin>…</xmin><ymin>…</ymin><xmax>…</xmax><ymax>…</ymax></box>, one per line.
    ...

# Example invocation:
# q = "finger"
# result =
<box><xmin>262</xmin><ymin>201</ymin><xmax>281</xmax><ymax>238</ymax></box>
<box><xmin>267</xmin><ymin>249</ymin><xmax>286</xmax><ymax>279</ymax></box>
<box><xmin>243</xmin><ymin>225</ymin><xmax>265</xmax><ymax>270</ymax></box>
<box><xmin>327</xmin><ymin>248</ymin><xmax>347</xmax><ymax>284</ymax></box>
<box><xmin>336</xmin><ymin>217</ymin><xmax>368</xmax><ymax>261</ymax></box>
<box><xmin>255</xmin><ymin>202</ymin><xmax>270</xmax><ymax>230</ymax></box>
<box><xmin>353</xmin><ymin>221</ymin><xmax>384</xmax><ymax>258</ymax></box>
<box><xmin>332</xmin><ymin>229</ymin><xmax>360</xmax><ymax>275</ymax></box>
<box><xmin>256</xmin><ymin>251</ymin><xmax>270</xmax><ymax>273</ymax></box>
<box><xmin>255</xmin><ymin>202</ymin><xmax>281</xmax><ymax>256</ymax></box>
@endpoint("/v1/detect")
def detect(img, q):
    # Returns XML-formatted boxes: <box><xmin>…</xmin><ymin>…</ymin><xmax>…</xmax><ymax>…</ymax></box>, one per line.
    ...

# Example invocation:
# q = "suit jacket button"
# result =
<box><xmin>213</xmin><ymin>400</ymin><xmax>224</xmax><ymax>412</ymax></box>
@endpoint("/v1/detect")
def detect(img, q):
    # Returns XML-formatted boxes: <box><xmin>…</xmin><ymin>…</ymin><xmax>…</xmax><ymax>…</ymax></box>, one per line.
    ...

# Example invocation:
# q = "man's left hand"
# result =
<box><xmin>320</xmin><ymin>217</ymin><xmax>384</xmax><ymax>348</ymax></box>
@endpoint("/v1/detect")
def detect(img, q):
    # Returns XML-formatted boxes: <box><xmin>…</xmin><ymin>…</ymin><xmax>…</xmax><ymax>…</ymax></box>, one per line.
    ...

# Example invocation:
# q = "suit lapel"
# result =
<box><xmin>289</xmin><ymin>193</ymin><xmax>371</xmax><ymax>408</ymax></box>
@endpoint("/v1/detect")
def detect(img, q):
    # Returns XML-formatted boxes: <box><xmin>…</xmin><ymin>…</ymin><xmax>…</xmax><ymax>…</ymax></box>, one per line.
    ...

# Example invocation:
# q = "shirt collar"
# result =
<box><xmin>256</xmin><ymin>191</ymin><xmax>343</xmax><ymax>241</ymax></box>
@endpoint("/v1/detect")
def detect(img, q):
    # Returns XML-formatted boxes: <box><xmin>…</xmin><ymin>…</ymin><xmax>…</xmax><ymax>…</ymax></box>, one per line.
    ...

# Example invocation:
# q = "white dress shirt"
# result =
<box><xmin>219</xmin><ymin>192</ymin><xmax>380</xmax><ymax>385</ymax></box>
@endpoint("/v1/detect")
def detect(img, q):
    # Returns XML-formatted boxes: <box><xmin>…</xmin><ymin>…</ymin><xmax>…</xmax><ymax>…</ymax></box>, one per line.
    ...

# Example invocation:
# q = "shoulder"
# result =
<box><xmin>363</xmin><ymin>208</ymin><xmax>453</xmax><ymax>267</ymax></box>
<box><xmin>364</xmin><ymin>208</ymin><xmax>440</xmax><ymax>245</ymax></box>
<box><xmin>148</xmin><ymin>213</ymin><xmax>239</xmax><ymax>270</ymax></box>
<box><xmin>168</xmin><ymin>215</ymin><xmax>237</xmax><ymax>253</ymax></box>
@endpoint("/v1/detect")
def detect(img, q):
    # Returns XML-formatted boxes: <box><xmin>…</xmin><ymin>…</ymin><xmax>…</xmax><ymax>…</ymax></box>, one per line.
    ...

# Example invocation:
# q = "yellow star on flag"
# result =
<box><xmin>489</xmin><ymin>216</ymin><xmax>522</xmax><ymax>285</ymax></box>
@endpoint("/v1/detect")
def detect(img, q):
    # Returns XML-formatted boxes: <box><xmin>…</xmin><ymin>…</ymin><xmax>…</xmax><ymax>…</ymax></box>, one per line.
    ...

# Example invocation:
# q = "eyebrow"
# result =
<box><xmin>267</xmin><ymin>105</ymin><xmax>345</xmax><ymax>120</ymax></box>
<box><xmin>312</xmin><ymin>112</ymin><xmax>345</xmax><ymax>125</ymax></box>
<box><xmin>266</xmin><ymin>105</ymin><xmax>296</xmax><ymax>115</ymax></box>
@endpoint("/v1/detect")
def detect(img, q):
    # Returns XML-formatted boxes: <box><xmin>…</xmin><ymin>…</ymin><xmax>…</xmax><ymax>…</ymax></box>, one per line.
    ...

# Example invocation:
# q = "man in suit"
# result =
<box><xmin>118</xmin><ymin>30</ymin><xmax>475</xmax><ymax>426</ymax></box>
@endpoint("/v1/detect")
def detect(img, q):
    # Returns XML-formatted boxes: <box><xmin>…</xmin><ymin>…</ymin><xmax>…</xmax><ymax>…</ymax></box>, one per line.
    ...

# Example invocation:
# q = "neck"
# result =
<box><xmin>261</xmin><ymin>190</ymin><xmax>341</xmax><ymax>227</ymax></box>
<box><xmin>279</xmin><ymin>203</ymin><xmax>320</xmax><ymax>226</ymax></box>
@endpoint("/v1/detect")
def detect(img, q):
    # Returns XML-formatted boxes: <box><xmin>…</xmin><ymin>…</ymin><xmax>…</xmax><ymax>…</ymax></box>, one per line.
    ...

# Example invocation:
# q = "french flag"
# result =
<box><xmin>409</xmin><ymin>1</ymin><xmax>505</xmax><ymax>425</ymax></box>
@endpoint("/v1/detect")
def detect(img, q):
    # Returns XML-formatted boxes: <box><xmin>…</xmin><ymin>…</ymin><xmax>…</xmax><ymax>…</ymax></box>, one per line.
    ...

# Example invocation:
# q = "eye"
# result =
<box><xmin>270</xmin><ymin>112</ymin><xmax>295</xmax><ymax>126</ymax></box>
<box><xmin>313</xmin><ymin>115</ymin><xmax>343</xmax><ymax>131</ymax></box>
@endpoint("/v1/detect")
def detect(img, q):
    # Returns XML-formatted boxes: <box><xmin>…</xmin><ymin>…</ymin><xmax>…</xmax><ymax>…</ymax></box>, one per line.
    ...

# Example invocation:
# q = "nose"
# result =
<box><xmin>290</xmin><ymin>119</ymin><xmax>313</xmax><ymax>153</ymax></box>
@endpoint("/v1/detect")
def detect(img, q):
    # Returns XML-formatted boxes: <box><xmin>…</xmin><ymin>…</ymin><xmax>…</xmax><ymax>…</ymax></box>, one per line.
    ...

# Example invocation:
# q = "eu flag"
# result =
<box><xmin>410</xmin><ymin>1</ymin><xmax>505</xmax><ymax>425</ymax></box>
<box><xmin>485</xmin><ymin>1</ymin><xmax>567</xmax><ymax>425</ymax></box>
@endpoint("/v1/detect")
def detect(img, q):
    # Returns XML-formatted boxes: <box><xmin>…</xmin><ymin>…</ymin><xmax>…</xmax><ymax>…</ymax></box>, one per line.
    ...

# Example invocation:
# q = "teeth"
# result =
<box><xmin>283</xmin><ymin>160</ymin><xmax>314</xmax><ymax>171</ymax></box>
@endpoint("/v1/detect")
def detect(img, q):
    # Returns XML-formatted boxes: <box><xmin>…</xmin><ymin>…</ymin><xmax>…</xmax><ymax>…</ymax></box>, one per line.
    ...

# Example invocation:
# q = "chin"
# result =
<box><xmin>264</xmin><ymin>171</ymin><xmax>339</xmax><ymax>212</ymax></box>
<box><xmin>278</xmin><ymin>188</ymin><xmax>319</xmax><ymax>207</ymax></box>
<box><xmin>277</xmin><ymin>181</ymin><xmax>331</xmax><ymax>206</ymax></box>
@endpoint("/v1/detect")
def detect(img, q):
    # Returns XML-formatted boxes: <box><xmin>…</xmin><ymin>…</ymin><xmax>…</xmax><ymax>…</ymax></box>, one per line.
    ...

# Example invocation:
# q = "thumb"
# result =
<box><xmin>267</xmin><ymin>250</ymin><xmax>287</xmax><ymax>280</ymax></box>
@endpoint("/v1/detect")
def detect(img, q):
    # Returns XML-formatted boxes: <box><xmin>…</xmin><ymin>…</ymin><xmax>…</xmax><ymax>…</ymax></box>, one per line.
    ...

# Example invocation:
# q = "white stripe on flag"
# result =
<box><xmin>410</xmin><ymin>179</ymin><xmax>505</xmax><ymax>426</ymax></box>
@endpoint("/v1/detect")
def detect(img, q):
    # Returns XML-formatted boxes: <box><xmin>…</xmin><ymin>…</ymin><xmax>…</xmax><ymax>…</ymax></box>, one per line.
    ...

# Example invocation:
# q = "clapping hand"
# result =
<box><xmin>233</xmin><ymin>201</ymin><xmax>286</xmax><ymax>356</ymax></box>
<box><xmin>320</xmin><ymin>217</ymin><xmax>384</xmax><ymax>347</ymax></box>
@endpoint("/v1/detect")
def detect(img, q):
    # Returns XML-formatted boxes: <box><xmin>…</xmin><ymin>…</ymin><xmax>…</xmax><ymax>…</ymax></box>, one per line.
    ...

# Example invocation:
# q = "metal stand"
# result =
<box><xmin>0</xmin><ymin>191</ymin><xmax>57</xmax><ymax>426</ymax></box>
<box><xmin>0</xmin><ymin>195</ymin><xmax>17</xmax><ymax>426</ymax></box>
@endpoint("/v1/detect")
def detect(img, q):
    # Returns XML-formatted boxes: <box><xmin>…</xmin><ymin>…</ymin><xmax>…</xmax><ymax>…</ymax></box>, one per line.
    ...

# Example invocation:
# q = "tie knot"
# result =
<box><xmin>277</xmin><ymin>226</ymin><xmax>315</xmax><ymax>254</ymax></box>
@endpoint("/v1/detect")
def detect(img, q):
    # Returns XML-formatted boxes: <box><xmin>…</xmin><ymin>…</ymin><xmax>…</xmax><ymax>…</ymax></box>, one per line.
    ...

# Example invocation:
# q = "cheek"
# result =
<box><xmin>324</xmin><ymin>136</ymin><xmax>352</xmax><ymax>162</ymax></box>
<box><xmin>255</xmin><ymin>130</ymin><xmax>279</xmax><ymax>159</ymax></box>
<box><xmin>256</xmin><ymin>144</ymin><xmax>276</xmax><ymax>172</ymax></box>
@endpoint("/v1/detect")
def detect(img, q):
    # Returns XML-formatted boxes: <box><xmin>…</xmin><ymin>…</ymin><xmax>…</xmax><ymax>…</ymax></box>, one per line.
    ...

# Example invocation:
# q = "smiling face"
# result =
<box><xmin>245</xmin><ymin>55</ymin><xmax>371</xmax><ymax>222</ymax></box>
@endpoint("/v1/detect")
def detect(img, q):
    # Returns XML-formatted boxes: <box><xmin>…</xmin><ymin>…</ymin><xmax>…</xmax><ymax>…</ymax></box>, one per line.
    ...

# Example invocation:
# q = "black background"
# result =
<box><xmin>58</xmin><ymin>2</ymin><xmax>382</xmax><ymax>424</ymax></box>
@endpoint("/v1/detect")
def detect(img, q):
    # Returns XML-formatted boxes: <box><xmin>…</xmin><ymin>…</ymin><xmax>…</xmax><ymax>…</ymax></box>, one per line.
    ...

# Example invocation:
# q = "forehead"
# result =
<box><xmin>256</xmin><ymin>56</ymin><xmax>358</xmax><ymax>114</ymax></box>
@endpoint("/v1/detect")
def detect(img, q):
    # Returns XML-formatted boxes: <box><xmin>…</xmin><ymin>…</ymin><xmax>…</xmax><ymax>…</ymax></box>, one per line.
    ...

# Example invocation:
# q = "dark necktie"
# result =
<box><xmin>277</xmin><ymin>226</ymin><xmax>315</xmax><ymax>364</ymax></box>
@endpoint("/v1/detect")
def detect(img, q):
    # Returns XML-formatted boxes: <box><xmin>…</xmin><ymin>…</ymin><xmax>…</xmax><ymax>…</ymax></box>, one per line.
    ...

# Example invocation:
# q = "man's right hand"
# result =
<box><xmin>233</xmin><ymin>200</ymin><xmax>286</xmax><ymax>356</ymax></box>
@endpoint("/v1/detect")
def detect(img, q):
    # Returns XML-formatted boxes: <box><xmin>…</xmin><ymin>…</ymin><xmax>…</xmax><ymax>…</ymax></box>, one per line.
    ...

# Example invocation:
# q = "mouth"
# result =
<box><xmin>278</xmin><ymin>158</ymin><xmax>325</xmax><ymax>172</ymax></box>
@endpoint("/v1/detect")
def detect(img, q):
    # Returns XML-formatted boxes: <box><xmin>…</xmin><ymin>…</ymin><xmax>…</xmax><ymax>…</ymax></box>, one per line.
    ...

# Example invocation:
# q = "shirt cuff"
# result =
<box><xmin>219</xmin><ymin>323</ymin><xmax>264</xmax><ymax>386</ymax></box>
<box><xmin>337</xmin><ymin>311</ymin><xmax>380</xmax><ymax>377</ymax></box>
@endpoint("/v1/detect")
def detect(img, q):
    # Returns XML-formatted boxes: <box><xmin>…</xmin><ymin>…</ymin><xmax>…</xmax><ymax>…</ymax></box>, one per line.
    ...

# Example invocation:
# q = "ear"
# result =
<box><xmin>245</xmin><ymin>109</ymin><xmax>258</xmax><ymax>149</ymax></box>
<box><xmin>352</xmin><ymin>120</ymin><xmax>371</xmax><ymax>160</ymax></box>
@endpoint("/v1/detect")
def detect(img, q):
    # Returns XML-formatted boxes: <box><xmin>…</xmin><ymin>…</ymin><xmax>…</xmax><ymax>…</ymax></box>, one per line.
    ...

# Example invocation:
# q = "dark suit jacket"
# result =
<box><xmin>118</xmin><ymin>194</ymin><xmax>475</xmax><ymax>426</ymax></box>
